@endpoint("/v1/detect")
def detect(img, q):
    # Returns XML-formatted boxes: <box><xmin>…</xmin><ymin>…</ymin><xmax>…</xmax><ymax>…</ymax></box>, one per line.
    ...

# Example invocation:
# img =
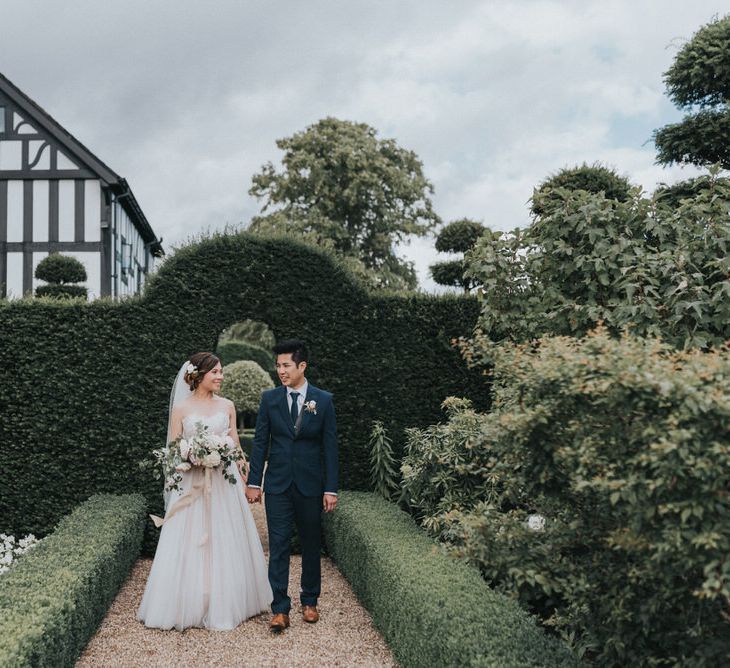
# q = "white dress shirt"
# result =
<box><xmin>287</xmin><ymin>381</ymin><xmax>308</xmax><ymax>417</ymax></box>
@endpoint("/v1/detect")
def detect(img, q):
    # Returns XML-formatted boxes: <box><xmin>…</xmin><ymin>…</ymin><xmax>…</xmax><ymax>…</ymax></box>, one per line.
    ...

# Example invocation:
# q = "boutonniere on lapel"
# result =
<box><xmin>304</xmin><ymin>400</ymin><xmax>317</xmax><ymax>415</ymax></box>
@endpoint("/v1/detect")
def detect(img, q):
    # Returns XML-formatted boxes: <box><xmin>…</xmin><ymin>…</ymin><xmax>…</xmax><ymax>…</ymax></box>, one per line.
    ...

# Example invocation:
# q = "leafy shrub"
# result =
<box><xmin>465</xmin><ymin>173</ymin><xmax>730</xmax><ymax>349</ymax></box>
<box><xmin>35</xmin><ymin>283</ymin><xmax>88</xmax><ymax>299</ymax></box>
<box><xmin>402</xmin><ymin>329</ymin><xmax>730</xmax><ymax>666</ymax></box>
<box><xmin>368</xmin><ymin>421</ymin><xmax>398</xmax><ymax>500</ymax></box>
<box><xmin>220</xmin><ymin>359</ymin><xmax>275</xmax><ymax>423</ymax></box>
<box><xmin>531</xmin><ymin>162</ymin><xmax>632</xmax><ymax>217</ymax></box>
<box><xmin>0</xmin><ymin>494</ymin><xmax>146</xmax><ymax>667</ymax></box>
<box><xmin>323</xmin><ymin>491</ymin><xmax>578</xmax><ymax>667</ymax></box>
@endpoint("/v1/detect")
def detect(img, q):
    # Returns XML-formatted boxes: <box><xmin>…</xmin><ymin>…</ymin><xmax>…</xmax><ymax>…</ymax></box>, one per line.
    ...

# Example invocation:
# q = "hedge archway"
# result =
<box><xmin>0</xmin><ymin>232</ymin><xmax>488</xmax><ymax>545</ymax></box>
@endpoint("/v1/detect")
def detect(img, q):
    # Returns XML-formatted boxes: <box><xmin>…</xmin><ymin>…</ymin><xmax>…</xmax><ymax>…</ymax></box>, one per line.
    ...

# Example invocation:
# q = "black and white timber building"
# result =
<box><xmin>0</xmin><ymin>73</ymin><xmax>164</xmax><ymax>299</ymax></box>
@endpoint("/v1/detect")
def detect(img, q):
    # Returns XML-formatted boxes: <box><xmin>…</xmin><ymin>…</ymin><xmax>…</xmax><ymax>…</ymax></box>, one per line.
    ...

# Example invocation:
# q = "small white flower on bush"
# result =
<box><xmin>0</xmin><ymin>532</ymin><xmax>40</xmax><ymax>575</ymax></box>
<box><xmin>527</xmin><ymin>514</ymin><xmax>546</xmax><ymax>532</ymax></box>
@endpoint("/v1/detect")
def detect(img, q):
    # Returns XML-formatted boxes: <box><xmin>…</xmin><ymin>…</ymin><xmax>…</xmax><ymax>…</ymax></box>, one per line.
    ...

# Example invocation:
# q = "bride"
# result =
<box><xmin>137</xmin><ymin>352</ymin><xmax>272</xmax><ymax>630</ymax></box>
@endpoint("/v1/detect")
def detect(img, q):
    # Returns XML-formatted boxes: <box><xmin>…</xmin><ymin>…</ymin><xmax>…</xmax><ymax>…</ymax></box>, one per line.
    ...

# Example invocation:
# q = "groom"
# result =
<box><xmin>245</xmin><ymin>339</ymin><xmax>338</xmax><ymax>633</ymax></box>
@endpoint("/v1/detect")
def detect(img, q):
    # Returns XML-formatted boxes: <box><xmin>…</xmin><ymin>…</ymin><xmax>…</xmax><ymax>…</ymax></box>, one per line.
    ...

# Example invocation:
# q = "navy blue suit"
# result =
<box><xmin>248</xmin><ymin>383</ymin><xmax>338</xmax><ymax>613</ymax></box>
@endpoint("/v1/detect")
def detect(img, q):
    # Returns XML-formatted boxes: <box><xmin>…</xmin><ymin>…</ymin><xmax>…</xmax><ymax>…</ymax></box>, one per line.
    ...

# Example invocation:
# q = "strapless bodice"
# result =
<box><xmin>182</xmin><ymin>410</ymin><xmax>230</xmax><ymax>439</ymax></box>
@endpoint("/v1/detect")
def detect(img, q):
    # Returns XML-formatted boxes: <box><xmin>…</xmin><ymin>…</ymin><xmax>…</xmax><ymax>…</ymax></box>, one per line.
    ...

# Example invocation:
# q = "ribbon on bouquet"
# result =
<box><xmin>149</xmin><ymin>466</ymin><xmax>213</xmax><ymax>545</ymax></box>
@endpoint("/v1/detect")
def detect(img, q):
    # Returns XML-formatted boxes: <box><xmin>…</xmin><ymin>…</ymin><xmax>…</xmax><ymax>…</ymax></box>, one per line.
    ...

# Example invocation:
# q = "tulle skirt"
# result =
<box><xmin>137</xmin><ymin>465</ymin><xmax>272</xmax><ymax>631</ymax></box>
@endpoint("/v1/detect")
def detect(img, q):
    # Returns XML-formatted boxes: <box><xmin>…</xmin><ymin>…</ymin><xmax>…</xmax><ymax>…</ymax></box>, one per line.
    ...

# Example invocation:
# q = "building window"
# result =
<box><xmin>0</xmin><ymin>106</ymin><xmax>5</xmax><ymax>135</ymax></box>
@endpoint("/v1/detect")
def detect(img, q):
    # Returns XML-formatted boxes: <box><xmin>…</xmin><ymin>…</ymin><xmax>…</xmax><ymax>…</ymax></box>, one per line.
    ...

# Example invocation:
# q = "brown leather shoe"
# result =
<box><xmin>269</xmin><ymin>613</ymin><xmax>290</xmax><ymax>633</ymax></box>
<box><xmin>302</xmin><ymin>605</ymin><xmax>319</xmax><ymax>623</ymax></box>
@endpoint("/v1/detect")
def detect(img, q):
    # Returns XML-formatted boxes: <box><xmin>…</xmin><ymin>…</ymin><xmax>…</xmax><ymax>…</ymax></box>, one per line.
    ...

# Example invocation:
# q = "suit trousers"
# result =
<box><xmin>265</xmin><ymin>483</ymin><xmax>322</xmax><ymax>614</ymax></box>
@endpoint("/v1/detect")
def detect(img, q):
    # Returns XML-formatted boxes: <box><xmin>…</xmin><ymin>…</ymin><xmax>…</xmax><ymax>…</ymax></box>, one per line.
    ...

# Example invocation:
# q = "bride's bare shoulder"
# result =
<box><xmin>215</xmin><ymin>395</ymin><xmax>235</xmax><ymax>410</ymax></box>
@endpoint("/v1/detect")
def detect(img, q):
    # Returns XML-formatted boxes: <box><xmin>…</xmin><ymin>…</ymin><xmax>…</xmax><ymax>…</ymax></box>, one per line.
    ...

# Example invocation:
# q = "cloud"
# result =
<box><xmin>1</xmin><ymin>0</ymin><xmax>727</xmax><ymax>294</ymax></box>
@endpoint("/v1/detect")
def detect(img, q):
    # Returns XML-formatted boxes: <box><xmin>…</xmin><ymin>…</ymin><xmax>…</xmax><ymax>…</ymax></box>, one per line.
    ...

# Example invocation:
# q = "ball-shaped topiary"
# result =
<box><xmin>434</xmin><ymin>218</ymin><xmax>485</xmax><ymax>254</ymax></box>
<box><xmin>531</xmin><ymin>162</ymin><xmax>633</xmax><ymax>217</ymax></box>
<box><xmin>34</xmin><ymin>253</ymin><xmax>88</xmax><ymax>299</ymax></box>
<box><xmin>220</xmin><ymin>360</ymin><xmax>275</xmax><ymax>417</ymax></box>
<box><xmin>35</xmin><ymin>254</ymin><xmax>87</xmax><ymax>284</ymax></box>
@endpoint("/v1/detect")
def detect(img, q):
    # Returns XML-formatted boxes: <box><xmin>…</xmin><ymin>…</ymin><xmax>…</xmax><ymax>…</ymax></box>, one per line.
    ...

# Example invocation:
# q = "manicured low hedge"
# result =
<box><xmin>0</xmin><ymin>494</ymin><xmax>147</xmax><ymax>668</ymax></box>
<box><xmin>322</xmin><ymin>491</ymin><xmax>579</xmax><ymax>668</ymax></box>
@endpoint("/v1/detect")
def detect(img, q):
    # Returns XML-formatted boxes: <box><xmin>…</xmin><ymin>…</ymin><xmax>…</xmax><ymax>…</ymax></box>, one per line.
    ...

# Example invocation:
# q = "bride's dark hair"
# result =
<box><xmin>184</xmin><ymin>352</ymin><xmax>221</xmax><ymax>391</ymax></box>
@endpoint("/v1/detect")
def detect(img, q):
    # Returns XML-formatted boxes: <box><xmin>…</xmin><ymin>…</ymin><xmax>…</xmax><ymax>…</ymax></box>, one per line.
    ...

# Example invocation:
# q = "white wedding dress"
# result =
<box><xmin>137</xmin><ymin>411</ymin><xmax>272</xmax><ymax>630</ymax></box>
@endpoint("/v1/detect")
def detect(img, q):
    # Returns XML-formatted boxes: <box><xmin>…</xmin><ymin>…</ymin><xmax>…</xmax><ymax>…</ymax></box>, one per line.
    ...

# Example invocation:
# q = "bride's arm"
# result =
<box><xmin>170</xmin><ymin>406</ymin><xmax>184</xmax><ymax>440</ymax></box>
<box><xmin>227</xmin><ymin>401</ymin><xmax>248</xmax><ymax>481</ymax></box>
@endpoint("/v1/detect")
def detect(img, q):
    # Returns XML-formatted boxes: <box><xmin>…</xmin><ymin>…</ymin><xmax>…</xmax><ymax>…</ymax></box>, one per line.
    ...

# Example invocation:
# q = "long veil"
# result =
<box><xmin>164</xmin><ymin>361</ymin><xmax>192</xmax><ymax>510</ymax></box>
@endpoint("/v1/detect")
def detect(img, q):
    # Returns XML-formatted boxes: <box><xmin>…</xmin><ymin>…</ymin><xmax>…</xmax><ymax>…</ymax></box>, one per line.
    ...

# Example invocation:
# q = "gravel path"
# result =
<box><xmin>77</xmin><ymin>503</ymin><xmax>397</xmax><ymax>668</ymax></box>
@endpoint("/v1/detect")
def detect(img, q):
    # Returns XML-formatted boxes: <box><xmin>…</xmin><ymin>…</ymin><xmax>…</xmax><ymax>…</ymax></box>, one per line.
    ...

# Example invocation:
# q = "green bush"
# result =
<box><xmin>465</xmin><ymin>173</ymin><xmax>730</xmax><ymax>348</ymax></box>
<box><xmin>0</xmin><ymin>233</ymin><xmax>488</xmax><ymax>554</ymax></box>
<box><xmin>35</xmin><ymin>283</ymin><xmax>88</xmax><ymax>299</ymax></box>
<box><xmin>323</xmin><ymin>491</ymin><xmax>578</xmax><ymax>667</ymax></box>
<box><xmin>0</xmin><ymin>493</ymin><xmax>146</xmax><ymax>667</ymax></box>
<box><xmin>216</xmin><ymin>339</ymin><xmax>276</xmax><ymax>378</ymax></box>
<box><xmin>220</xmin><ymin>359</ymin><xmax>275</xmax><ymax>424</ymax></box>
<box><xmin>34</xmin><ymin>253</ymin><xmax>87</xmax><ymax>284</ymax></box>
<box><xmin>402</xmin><ymin>329</ymin><xmax>730</xmax><ymax>666</ymax></box>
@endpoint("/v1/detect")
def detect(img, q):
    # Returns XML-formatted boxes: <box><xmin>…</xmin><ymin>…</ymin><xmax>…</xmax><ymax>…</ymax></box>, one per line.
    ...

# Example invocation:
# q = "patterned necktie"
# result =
<box><xmin>290</xmin><ymin>391</ymin><xmax>299</xmax><ymax>425</ymax></box>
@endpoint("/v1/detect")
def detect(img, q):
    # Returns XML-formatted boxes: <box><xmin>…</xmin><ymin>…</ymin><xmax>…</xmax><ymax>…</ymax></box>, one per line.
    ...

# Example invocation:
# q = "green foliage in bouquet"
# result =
<box><xmin>464</xmin><ymin>169</ymin><xmax>730</xmax><ymax>349</ymax></box>
<box><xmin>401</xmin><ymin>328</ymin><xmax>730</xmax><ymax>666</ymax></box>
<box><xmin>322</xmin><ymin>491</ymin><xmax>579</xmax><ymax>667</ymax></box>
<box><xmin>0</xmin><ymin>233</ymin><xmax>488</xmax><ymax>554</ymax></box>
<box><xmin>0</xmin><ymin>494</ymin><xmax>146</xmax><ymax>667</ymax></box>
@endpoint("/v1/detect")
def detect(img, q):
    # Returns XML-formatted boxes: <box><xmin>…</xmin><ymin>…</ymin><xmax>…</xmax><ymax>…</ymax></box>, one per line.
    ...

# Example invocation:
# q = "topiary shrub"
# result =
<box><xmin>401</xmin><ymin>328</ymin><xmax>730</xmax><ymax>666</ymax></box>
<box><xmin>323</xmin><ymin>491</ymin><xmax>579</xmax><ymax>667</ymax></box>
<box><xmin>220</xmin><ymin>359</ymin><xmax>275</xmax><ymax>426</ymax></box>
<box><xmin>0</xmin><ymin>493</ymin><xmax>146</xmax><ymax>667</ymax></box>
<box><xmin>430</xmin><ymin>218</ymin><xmax>485</xmax><ymax>292</ymax></box>
<box><xmin>34</xmin><ymin>253</ymin><xmax>88</xmax><ymax>299</ymax></box>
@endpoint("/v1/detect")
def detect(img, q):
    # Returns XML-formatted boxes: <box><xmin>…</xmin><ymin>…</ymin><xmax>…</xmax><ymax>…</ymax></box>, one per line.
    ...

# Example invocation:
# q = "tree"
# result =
<box><xmin>531</xmin><ymin>162</ymin><xmax>633</xmax><ymax>217</ymax></box>
<box><xmin>219</xmin><ymin>360</ymin><xmax>274</xmax><ymax>428</ymax></box>
<box><xmin>248</xmin><ymin>117</ymin><xmax>440</xmax><ymax>290</ymax></box>
<box><xmin>34</xmin><ymin>253</ymin><xmax>87</xmax><ymax>299</ymax></box>
<box><xmin>654</xmin><ymin>15</ymin><xmax>730</xmax><ymax>169</ymax></box>
<box><xmin>429</xmin><ymin>218</ymin><xmax>485</xmax><ymax>292</ymax></box>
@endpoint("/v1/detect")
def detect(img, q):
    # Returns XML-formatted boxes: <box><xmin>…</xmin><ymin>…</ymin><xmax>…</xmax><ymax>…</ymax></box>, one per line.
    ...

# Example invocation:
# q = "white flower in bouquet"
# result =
<box><xmin>527</xmin><ymin>514</ymin><xmax>546</xmax><ymax>532</ymax></box>
<box><xmin>208</xmin><ymin>434</ymin><xmax>225</xmax><ymax>451</ymax></box>
<box><xmin>203</xmin><ymin>451</ymin><xmax>222</xmax><ymax>468</ymax></box>
<box><xmin>179</xmin><ymin>438</ymin><xmax>191</xmax><ymax>460</ymax></box>
<box><xmin>175</xmin><ymin>462</ymin><xmax>192</xmax><ymax>472</ymax></box>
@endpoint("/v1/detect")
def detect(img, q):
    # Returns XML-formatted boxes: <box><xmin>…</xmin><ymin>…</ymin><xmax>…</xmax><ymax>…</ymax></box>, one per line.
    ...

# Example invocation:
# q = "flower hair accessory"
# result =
<box><xmin>185</xmin><ymin>361</ymin><xmax>198</xmax><ymax>377</ymax></box>
<box><xmin>304</xmin><ymin>400</ymin><xmax>317</xmax><ymax>415</ymax></box>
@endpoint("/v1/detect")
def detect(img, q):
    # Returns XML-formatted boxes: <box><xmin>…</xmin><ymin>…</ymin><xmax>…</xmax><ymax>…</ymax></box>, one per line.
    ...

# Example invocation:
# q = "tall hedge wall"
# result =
<box><xmin>0</xmin><ymin>232</ymin><xmax>488</xmax><ymax>548</ymax></box>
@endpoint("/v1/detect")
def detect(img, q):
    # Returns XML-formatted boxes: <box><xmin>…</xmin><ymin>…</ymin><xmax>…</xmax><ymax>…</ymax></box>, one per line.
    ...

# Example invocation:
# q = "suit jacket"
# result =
<box><xmin>248</xmin><ymin>383</ymin><xmax>338</xmax><ymax>497</ymax></box>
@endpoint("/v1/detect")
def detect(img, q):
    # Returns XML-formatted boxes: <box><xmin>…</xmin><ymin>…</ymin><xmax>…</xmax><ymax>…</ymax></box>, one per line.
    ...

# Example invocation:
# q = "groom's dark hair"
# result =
<box><xmin>273</xmin><ymin>339</ymin><xmax>309</xmax><ymax>366</ymax></box>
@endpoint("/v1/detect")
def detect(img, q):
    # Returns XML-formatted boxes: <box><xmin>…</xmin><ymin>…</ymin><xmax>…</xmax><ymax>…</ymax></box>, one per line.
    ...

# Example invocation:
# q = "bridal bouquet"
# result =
<box><xmin>148</xmin><ymin>421</ymin><xmax>244</xmax><ymax>493</ymax></box>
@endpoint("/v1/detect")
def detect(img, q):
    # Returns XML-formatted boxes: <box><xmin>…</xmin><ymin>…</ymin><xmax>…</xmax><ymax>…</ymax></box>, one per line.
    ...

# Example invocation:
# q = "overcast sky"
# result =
<box><xmin>2</xmin><ymin>1</ymin><xmax>726</xmax><ymax>291</ymax></box>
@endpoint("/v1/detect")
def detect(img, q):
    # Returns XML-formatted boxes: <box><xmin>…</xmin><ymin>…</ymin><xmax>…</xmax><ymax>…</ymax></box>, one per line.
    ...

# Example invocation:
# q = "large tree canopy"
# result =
<box><xmin>248</xmin><ymin>117</ymin><xmax>440</xmax><ymax>290</ymax></box>
<box><xmin>654</xmin><ymin>14</ymin><xmax>730</xmax><ymax>169</ymax></box>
